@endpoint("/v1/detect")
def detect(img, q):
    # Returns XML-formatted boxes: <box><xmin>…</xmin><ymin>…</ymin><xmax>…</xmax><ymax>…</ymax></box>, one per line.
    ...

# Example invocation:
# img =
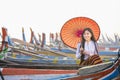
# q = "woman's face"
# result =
<box><xmin>83</xmin><ymin>30</ymin><xmax>92</xmax><ymax>41</ymax></box>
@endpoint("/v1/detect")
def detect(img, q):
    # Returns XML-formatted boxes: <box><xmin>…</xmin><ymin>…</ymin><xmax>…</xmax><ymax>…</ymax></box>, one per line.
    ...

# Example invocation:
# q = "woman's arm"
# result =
<box><xmin>76</xmin><ymin>43</ymin><xmax>81</xmax><ymax>59</ymax></box>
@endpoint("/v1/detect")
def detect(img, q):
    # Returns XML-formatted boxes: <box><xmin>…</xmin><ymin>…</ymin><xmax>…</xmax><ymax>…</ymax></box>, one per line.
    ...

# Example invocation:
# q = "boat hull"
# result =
<box><xmin>63</xmin><ymin>57</ymin><xmax>120</xmax><ymax>80</ymax></box>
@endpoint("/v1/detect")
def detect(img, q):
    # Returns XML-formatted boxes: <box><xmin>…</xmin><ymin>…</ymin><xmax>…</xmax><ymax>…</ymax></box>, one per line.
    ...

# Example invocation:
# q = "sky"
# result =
<box><xmin>0</xmin><ymin>0</ymin><xmax>120</xmax><ymax>42</ymax></box>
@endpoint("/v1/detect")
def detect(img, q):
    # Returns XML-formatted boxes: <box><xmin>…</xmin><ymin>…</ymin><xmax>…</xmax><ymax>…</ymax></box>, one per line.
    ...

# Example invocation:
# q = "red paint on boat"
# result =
<box><xmin>109</xmin><ymin>48</ymin><xmax>117</xmax><ymax>51</ymax></box>
<box><xmin>2</xmin><ymin>68</ymin><xmax>77</xmax><ymax>75</ymax></box>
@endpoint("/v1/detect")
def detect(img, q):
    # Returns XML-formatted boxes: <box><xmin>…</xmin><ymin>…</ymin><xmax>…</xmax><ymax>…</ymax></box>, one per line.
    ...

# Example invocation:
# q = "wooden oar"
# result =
<box><xmin>11</xmin><ymin>47</ymin><xmax>51</xmax><ymax>61</ymax></box>
<box><xmin>11</xmin><ymin>38</ymin><xmax>76</xmax><ymax>58</ymax></box>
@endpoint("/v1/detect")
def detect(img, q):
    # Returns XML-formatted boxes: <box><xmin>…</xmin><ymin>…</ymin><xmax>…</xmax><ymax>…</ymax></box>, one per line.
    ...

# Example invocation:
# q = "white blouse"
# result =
<box><xmin>76</xmin><ymin>41</ymin><xmax>98</xmax><ymax>60</ymax></box>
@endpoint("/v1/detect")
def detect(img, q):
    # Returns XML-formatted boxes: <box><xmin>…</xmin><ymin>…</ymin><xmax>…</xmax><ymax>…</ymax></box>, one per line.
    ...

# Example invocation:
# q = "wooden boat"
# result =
<box><xmin>0</xmin><ymin>49</ymin><xmax>120</xmax><ymax>80</ymax></box>
<box><xmin>0</xmin><ymin>27</ymin><xmax>120</xmax><ymax>80</ymax></box>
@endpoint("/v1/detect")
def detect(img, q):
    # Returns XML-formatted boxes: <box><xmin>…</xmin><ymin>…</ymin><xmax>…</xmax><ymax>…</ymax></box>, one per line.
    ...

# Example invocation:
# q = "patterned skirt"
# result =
<box><xmin>79</xmin><ymin>55</ymin><xmax>103</xmax><ymax>66</ymax></box>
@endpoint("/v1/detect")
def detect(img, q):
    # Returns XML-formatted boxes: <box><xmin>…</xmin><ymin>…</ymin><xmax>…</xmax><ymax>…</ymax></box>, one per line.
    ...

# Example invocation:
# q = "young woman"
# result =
<box><xmin>76</xmin><ymin>28</ymin><xmax>102</xmax><ymax>65</ymax></box>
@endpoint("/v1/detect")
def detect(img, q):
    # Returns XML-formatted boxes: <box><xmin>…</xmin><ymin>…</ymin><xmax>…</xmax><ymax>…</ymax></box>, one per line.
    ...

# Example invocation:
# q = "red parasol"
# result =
<box><xmin>60</xmin><ymin>17</ymin><xmax>100</xmax><ymax>49</ymax></box>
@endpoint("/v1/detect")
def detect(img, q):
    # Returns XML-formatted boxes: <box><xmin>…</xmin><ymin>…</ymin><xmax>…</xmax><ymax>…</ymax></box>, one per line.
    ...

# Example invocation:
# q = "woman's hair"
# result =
<box><xmin>81</xmin><ymin>28</ymin><xmax>96</xmax><ymax>48</ymax></box>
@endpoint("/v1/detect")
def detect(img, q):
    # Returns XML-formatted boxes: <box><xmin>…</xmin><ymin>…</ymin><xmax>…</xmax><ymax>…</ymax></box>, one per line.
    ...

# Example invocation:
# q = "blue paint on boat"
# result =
<box><xmin>101</xmin><ymin>65</ymin><xmax>120</xmax><ymax>80</ymax></box>
<box><xmin>99</xmin><ymin>51</ymin><xmax>118</xmax><ymax>55</ymax></box>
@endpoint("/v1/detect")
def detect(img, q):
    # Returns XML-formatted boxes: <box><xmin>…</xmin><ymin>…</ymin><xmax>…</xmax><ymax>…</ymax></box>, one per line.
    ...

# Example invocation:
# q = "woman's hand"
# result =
<box><xmin>80</xmin><ymin>47</ymin><xmax>84</xmax><ymax>52</ymax></box>
<box><xmin>80</xmin><ymin>47</ymin><xmax>84</xmax><ymax>54</ymax></box>
<box><xmin>80</xmin><ymin>47</ymin><xmax>90</xmax><ymax>56</ymax></box>
<box><xmin>80</xmin><ymin>48</ymin><xmax>89</xmax><ymax>55</ymax></box>
<box><xmin>83</xmin><ymin>50</ymin><xmax>90</xmax><ymax>56</ymax></box>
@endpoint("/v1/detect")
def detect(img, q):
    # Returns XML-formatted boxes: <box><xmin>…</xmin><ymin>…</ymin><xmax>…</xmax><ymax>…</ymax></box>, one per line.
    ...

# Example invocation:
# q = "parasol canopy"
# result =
<box><xmin>60</xmin><ymin>17</ymin><xmax>100</xmax><ymax>49</ymax></box>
